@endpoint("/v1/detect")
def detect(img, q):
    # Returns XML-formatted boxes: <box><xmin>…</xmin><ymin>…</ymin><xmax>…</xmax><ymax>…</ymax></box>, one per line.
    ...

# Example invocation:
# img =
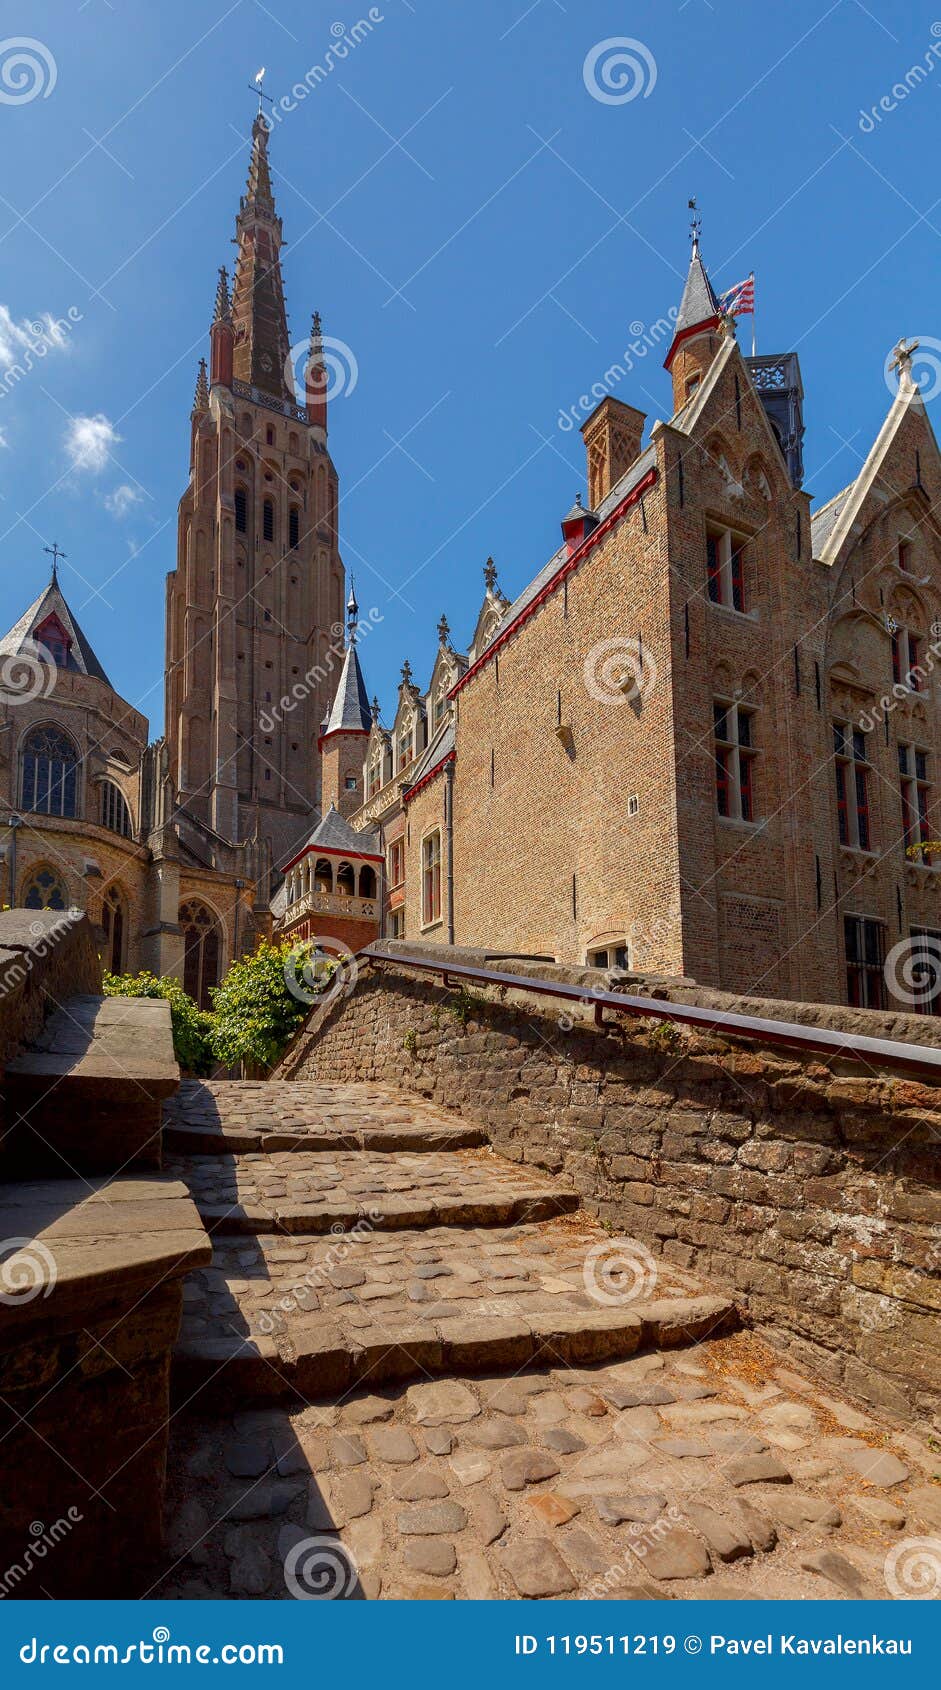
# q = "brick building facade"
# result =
<box><xmin>339</xmin><ymin>234</ymin><xmax>941</xmax><ymax>1014</ymax></box>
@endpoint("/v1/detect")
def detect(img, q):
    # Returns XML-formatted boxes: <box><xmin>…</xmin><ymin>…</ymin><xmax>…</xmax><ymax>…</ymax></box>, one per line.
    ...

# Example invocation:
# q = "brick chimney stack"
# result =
<box><xmin>581</xmin><ymin>397</ymin><xmax>646</xmax><ymax>509</ymax></box>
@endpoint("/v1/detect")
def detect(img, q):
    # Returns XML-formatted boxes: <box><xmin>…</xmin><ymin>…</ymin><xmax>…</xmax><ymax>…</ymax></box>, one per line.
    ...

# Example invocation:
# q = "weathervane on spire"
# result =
<box><xmin>43</xmin><ymin>541</ymin><xmax>66</xmax><ymax>585</ymax></box>
<box><xmin>346</xmin><ymin>579</ymin><xmax>359</xmax><ymax>645</ymax></box>
<box><xmin>688</xmin><ymin>196</ymin><xmax>701</xmax><ymax>255</ymax></box>
<box><xmin>249</xmin><ymin>67</ymin><xmax>275</xmax><ymax>124</ymax></box>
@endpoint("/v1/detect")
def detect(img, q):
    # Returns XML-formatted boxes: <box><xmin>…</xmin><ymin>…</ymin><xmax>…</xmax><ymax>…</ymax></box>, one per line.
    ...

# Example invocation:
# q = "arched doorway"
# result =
<box><xmin>179</xmin><ymin>900</ymin><xmax>221</xmax><ymax>1009</ymax></box>
<box><xmin>102</xmin><ymin>885</ymin><xmax>125</xmax><ymax>974</ymax></box>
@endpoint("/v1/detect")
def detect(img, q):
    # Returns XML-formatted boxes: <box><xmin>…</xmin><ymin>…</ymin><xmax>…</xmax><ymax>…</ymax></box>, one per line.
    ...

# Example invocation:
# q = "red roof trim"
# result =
<box><xmin>448</xmin><ymin>466</ymin><xmax>658</xmax><ymax>702</ymax></box>
<box><xmin>663</xmin><ymin>315</ymin><xmax>719</xmax><ymax>371</ymax></box>
<box><xmin>403</xmin><ymin>749</ymin><xmax>456</xmax><ymax>805</ymax></box>
<box><xmin>281</xmin><ymin>840</ymin><xmax>384</xmax><ymax>875</ymax></box>
<box><xmin>317</xmin><ymin>726</ymin><xmax>370</xmax><ymax>752</ymax></box>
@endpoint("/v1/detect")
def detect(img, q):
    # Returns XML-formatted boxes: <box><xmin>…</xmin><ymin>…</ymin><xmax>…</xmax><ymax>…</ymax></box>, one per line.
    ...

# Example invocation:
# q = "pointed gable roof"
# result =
<box><xmin>811</xmin><ymin>378</ymin><xmax>927</xmax><ymax>567</ymax></box>
<box><xmin>321</xmin><ymin>640</ymin><xmax>372</xmax><ymax>738</ymax></box>
<box><xmin>0</xmin><ymin>577</ymin><xmax>112</xmax><ymax>685</ymax></box>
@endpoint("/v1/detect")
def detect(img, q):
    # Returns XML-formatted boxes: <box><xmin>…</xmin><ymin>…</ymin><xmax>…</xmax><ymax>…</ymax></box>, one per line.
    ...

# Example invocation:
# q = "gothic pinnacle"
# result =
<box><xmin>192</xmin><ymin>357</ymin><xmax>209</xmax><ymax>412</ymax></box>
<box><xmin>213</xmin><ymin>266</ymin><xmax>231</xmax><ymax>325</ymax></box>
<box><xmin>437</xmin><ymin>613</ymin><xmax>450</xmax><ymax>646</ymax></box>
<box><xmin>483</xmin><ymin>557</ymin><xmax>498</xmax><ymax>592</ymax></box>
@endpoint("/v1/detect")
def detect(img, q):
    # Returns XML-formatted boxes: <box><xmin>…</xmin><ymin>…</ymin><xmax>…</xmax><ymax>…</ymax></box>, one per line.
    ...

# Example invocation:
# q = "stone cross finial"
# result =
<box><xmin>483</xmin><ymin>557</ymin><xmax>497</xmax><ymax>592</ymax></box>
<box><xmin>891</xmin><ymin>338</ymin><xmax>919</xmax><ymax>384</ymax></box>
<box><xmin>437</xmin><ymin>613</ymin><xmax>450</xmax><ymax>646</ymax></box>
<box><xmin>400</xmin><ymin>659</ymin><xmax>412</xmax><ymax>688</ymax></box>
<box><xmin>371</xmin><ymin>694</ymin><xmax>381</xmax><ymax>723</ymax></box>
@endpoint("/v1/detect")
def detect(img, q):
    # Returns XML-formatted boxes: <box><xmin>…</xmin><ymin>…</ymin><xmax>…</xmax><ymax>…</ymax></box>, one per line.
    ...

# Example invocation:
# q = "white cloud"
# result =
<box><xmin>0</xmin><ymin>304</ymin><xmax>75</xmax><ymax>367</ymax></box>
<box><xmin>65</xmin><ymin>413</ymin><xmax>119</xmax><ymax>474</ymax></box>
<box><xmin>104</xmin><ymin>483</ymin><xmax>141</xmax><ymax>518</ymax></box>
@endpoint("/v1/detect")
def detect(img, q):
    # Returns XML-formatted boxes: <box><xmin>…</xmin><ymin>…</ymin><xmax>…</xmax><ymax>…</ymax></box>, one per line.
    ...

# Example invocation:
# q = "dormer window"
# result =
<box><xmin>34</xmin><ymin>613</ymin><xmax>72</xmax><ymax>670</ymax></box>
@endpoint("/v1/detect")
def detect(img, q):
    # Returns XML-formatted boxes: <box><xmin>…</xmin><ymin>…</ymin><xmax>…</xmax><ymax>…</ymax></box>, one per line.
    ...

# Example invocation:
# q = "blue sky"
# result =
<box><xmin>0</xmin><ymin>0</ymin><xmax>938</xmax><ymax>733</ymax></box>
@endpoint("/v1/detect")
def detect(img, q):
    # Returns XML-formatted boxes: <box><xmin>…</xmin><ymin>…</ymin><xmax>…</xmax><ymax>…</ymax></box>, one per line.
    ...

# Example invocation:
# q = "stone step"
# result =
<box><xmin>166</xmin><ymin>1146</ymin><xmax>578</xmax><ymax>1236</ymax></box>
<box><xmin>162</xmin><ymin>1079</ymin><xmax>486</xmax><ymax>1156</ymax></box>
<box><xmin>3</xmin><ymin>995</ymin><xmax>178</xmax><ymax>1175</ymax></box>
<box><xmin>173</xmin><ymin>1217</ymin><xmax>738</xmax><ymax>1406</ymax></box>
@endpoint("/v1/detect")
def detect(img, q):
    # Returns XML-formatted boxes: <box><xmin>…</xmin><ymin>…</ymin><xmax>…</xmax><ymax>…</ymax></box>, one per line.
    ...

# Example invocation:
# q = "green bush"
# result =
<box><xmin>208</xmin><ymin>940</ymin><xmax>317</xmax><ymax>1072</ymax></box>
<box><xmin>102</xmin><ymin>970</ymin><xmax>214</xmax><ymax>1075</ymax></box>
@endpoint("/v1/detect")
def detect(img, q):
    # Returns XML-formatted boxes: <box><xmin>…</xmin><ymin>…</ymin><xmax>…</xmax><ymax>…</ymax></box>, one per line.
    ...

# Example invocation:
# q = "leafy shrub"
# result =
<box><xmin>103</xmin><ymin>970</ymin><xmax>214</xmax><ymax>1075</ymax></box>
<box><xmin>208</xmin><ymin>940</ymin><xmax>314</xmax><ymax>1072</ymax></box>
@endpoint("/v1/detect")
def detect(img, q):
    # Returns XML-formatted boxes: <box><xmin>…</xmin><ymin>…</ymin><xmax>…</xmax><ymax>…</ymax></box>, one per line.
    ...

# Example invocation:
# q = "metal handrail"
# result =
<box><xmin>361</xmin><ymin>945</ymin><xmax>941</xmax><ymax>1082</ymax></box>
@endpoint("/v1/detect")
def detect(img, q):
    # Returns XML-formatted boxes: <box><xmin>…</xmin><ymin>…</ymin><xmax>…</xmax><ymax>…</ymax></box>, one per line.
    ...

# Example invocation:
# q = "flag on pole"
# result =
<box><xmin>721</xmin><ymin>273</ymin><xmax>755</xmax><ymax>316</ymax></box>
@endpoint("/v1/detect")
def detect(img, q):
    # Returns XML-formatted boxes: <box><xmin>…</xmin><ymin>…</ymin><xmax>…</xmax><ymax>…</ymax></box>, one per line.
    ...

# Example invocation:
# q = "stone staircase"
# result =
<box><xmin>158</xmin><ymin>1079</ymin><xmax>941</xmax><ymax>1601</ymax></box>
<box><xmin>168</xmin><ymin>1080</ymin><xmax>736</xmax><ymax>1409</ymax></box>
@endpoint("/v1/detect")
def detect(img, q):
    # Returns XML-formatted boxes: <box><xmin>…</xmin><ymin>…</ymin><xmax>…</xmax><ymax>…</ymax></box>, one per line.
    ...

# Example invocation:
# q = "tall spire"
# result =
<box><xmin>230</xmin><ymin>113</ymin><xmax>292</xmax><ymax>402</ymax></box>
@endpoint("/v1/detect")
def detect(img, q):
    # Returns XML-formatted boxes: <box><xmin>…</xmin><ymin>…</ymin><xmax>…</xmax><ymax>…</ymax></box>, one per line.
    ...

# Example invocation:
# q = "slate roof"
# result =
<box><xmin>406</xmin><ymin>718</ymin><xmax>455</xmax><ymax>790</ymax></box>
<box><xmin>293</xmin><ymin>803</ymin><xmax>381</xmax><ymax>861</ymax></box>
<box><xmin>810</xmin><ymin>485</ymin><xmax>856</xmax><ymax>556</ymax></box>
<box><xmin>0</xmin><ymin>579</ymin><xmax>112</xmax><ymax>685</ymax></box>
<box><xmin>322</xmin><ymin>641</ymin><xmax>372</xmax><ymax>737</ymax></box>
<box><xmin>674</xmin><ymin>247</ymin><xmax>721</xmax><ymax>336</ymax></box>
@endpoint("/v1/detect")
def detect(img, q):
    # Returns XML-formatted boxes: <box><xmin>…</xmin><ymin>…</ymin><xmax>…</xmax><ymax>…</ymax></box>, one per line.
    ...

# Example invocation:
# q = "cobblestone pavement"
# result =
<box><xmin>165</xmin><ymin>1148</ymin><xmax>579</xmax><ymax>1234</ymax></box>
<box><xmin>159</xmin><ymin>1081</ymin><xmax>940</xmax><ymax>1601</ymax></box>
<box><xmin>158</xmin><ymin>1336</ymin><xmax>940</xmax><ymax>1601</ymax></box>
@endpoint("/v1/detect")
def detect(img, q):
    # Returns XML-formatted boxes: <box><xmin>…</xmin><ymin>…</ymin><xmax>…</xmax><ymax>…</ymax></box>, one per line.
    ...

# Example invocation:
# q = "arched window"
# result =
<box><xmin>21</xmin><ymin>725</ymin><xmax>79</xmax><ymax>817</ymax></box>
<box><xmin>263</xmin><ymin>499</ymin><xmax>275</xmax><ymax>542</ymax></box>
<box><xmin>336</xmin><ymin>861</ymin><xmax>355</xmax><ymax>898</ymax></box>
<box><xmin>179</xmin><ymin>900</ymin><xmax>221</xmax><ymax>1010</ymax></box>
<box><xmin>23</xmin><ymin>865</ymin><xmax>68</xmax><ymax>911</ymax></box>
<box><xmin>102</xmin><ymin>884</ymin><xmax>125</xmax><ymax>973</ymax></box>
<box><xmin>100</xmin><ymin>780</ymin><xmax>132</xmax><ymax>838</ymax></box>
<box><xmin>234</xmin><ymin>487</ymin><xmax>247</xmax><ymax>533</ymax></box>
<box><xmin>289</xmin><ymin>506</ymin><xmax>300</xmax><ymax>549</ymax></box>
<box><xmin>359</xmin><ymin>864</ymin><xmax>377</xmax><ymax>899</ymax></box>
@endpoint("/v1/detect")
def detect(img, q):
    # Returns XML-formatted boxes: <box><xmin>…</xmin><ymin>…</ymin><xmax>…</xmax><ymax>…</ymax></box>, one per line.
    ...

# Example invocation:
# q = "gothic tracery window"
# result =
<box><xmin>20</xmin><ymin>725</ymin><xmax>79</xmax><ymax>817</ymax></box>
<box><xmin>23</xmin><ymin>865</ymin><xmax>68</xmax><ymax>911</ymax></box>
<box><xmin>179</xmin><ymin>900</ymin><xmax>221</xmax><ymax>1009</ymax></box>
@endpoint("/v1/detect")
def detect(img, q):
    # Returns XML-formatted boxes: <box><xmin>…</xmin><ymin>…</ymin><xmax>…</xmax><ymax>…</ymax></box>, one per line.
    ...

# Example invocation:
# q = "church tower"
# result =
<box><xmin>165</xmin><ymin>114</ymin><xmax>344</xmax><ymax>893</ymax></box>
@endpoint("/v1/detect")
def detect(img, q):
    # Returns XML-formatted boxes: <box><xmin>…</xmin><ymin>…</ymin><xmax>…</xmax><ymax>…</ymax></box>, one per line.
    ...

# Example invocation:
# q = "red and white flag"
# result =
<box><xmin>721</xmin><ymin>274</ymin><xmax>755</xmax><ymax>316</ymax></box>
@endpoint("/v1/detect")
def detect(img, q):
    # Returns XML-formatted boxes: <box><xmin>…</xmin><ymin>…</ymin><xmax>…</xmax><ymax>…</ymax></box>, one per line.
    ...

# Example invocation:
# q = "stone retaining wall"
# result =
<box><xmin>0</xmin><ymin>908</ymin><xmax>101</xmax><ymax>1065</ymax></box>
<box><xmin>285</xmin><ymin>948</ymin><xmax>941</xmax><ymax>1428</ymax></box>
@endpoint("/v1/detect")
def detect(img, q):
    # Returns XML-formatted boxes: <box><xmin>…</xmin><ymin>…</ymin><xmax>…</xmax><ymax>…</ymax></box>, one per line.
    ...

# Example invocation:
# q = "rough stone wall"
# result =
<box><xmin>288</xmin><ymin>955</ymin><xmax>941</xmax><ymax>1426</ymax></box>
<box><xmin>0</xmin><ymin>908</ymin><xmax>101</xmax><ymax>1065</ymax></box>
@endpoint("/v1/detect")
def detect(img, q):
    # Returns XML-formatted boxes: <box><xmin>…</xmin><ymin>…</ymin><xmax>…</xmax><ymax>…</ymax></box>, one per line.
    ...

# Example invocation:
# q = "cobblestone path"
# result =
<box><xmin>156</xmin><ymin>1081</ymin><xmax>940</xmax><ymax>1601</ymax></box>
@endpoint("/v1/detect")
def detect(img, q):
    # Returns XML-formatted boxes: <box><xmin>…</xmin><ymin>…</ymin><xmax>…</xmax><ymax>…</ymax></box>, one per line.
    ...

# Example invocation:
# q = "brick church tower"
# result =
<box><xmin>165</xmin><ymin>114</ymin><xmax>344</xmax><ymax>894</ymax></box>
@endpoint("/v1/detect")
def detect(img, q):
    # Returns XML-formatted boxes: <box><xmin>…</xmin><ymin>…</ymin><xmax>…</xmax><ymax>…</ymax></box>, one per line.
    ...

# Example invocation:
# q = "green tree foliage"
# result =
<box><xmin>208</xmin><ymin>940</ymin><xmax>319</xmax><ymax>1071</ymax></box>
<box><xmin>102</xmin><ymin>969</ymin><xmax>214</xmax><ymax>1075</ymax></box>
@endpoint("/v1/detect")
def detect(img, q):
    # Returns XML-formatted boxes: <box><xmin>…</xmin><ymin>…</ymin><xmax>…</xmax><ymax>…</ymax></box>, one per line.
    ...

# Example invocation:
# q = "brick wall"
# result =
<box><xmin>285</xmin><ymin>949</ymin><xmax>941</xmax><ymax>1426</ymax></box>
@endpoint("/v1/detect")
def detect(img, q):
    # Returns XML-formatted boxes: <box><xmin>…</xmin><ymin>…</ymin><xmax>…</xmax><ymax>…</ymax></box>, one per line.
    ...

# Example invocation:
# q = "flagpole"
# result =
<box><xmin>751</xmin><ymin>271</ymin><xmax>756</xmax><ymax>358</ymax></box>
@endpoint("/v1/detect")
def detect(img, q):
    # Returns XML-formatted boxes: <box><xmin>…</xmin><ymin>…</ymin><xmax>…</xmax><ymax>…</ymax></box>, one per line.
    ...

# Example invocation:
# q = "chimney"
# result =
<box><xmin>581</xmin><ymin>397</ymin><xmax>646</xmax><ymax>509</ymax></box>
